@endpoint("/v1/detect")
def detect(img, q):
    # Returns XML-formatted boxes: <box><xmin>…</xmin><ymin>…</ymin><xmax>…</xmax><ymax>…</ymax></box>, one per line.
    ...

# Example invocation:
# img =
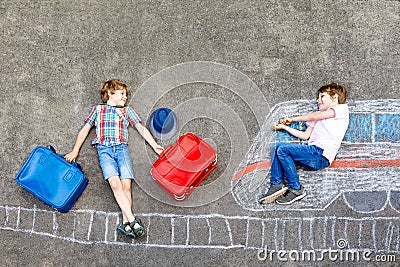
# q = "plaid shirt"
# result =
<box><xmin>85</xmin><ymin>104</ymin><xmax>141</xmax><ymax>146</ymax></box>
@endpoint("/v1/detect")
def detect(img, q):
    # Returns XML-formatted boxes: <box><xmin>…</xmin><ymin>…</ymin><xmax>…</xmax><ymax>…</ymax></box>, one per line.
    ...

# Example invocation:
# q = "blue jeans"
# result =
<box><xmin>270</xmin><ymin>142</ymin><xmax>330</xmax><ymax>190</ymax></box>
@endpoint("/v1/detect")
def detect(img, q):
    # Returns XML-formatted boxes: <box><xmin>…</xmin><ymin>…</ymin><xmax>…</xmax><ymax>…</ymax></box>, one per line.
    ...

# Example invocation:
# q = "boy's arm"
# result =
<box><xmin>272</xmin><ymin>108</ymin><xmax>335</xmax><ymax>141</ymax></box>
<box><xmin>134</xmin><ymin>122</ymin><xmax>164</xmax><ymax>155</ymax></box>
<box><xmin>282</xmin><ymin>109</ymin><xmax>336</xmax><ymax>124</ymax></box>
<box><xmin>272</xmin><ymin>124</ymin><xmax>314</xmax><ymax>140</ymax></box>
<box><xmin>65</xmin><ymin>123</ymin><xmax>92</xmax><ymax>163</ymax></box>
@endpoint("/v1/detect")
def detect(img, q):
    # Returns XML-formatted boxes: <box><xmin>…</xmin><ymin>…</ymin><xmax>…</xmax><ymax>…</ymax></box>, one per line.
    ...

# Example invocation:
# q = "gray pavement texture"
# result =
<box><xmin>1</xmin><ymin>0</ymin><xmax>399</xmax><ymax>266</ymax></box>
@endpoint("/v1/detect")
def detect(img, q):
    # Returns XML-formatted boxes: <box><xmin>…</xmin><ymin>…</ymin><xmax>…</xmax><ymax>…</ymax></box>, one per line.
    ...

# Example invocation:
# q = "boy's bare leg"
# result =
<box><xmin>121</xmin><ymin>179</ymin><xmax>133</xmax><ymax>223</ymax></box>
<box><xmin>107</xmin><ymin>176</ymin><xmax>135</xmax><ymax>223</ymax></box>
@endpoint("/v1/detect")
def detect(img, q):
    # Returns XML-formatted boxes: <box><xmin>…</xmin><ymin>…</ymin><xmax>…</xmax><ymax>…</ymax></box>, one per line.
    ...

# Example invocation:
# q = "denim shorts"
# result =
<box><xmin>97</xmin><ymin>144</ymin><xmax>134</xmax><ymax>181</ymax></box>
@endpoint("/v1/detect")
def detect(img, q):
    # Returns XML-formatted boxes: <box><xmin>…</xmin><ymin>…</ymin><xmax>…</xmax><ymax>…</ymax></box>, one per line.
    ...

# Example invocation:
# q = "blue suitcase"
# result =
<box><xmin>15</xmin><ymin>146</ymin><xmax>88</xmax><ymax>213</ymax></box>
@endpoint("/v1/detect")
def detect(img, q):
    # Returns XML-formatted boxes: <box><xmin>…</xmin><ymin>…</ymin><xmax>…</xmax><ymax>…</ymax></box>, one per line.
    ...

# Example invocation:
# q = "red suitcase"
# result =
<box><xmin>151</xmin><ymin>132</ymin><xmax>217</xmax><ymax>201</ymax></box>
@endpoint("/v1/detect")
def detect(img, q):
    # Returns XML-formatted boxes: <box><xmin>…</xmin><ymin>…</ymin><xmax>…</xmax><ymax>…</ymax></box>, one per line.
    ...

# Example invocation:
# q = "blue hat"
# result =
<box><xmin>149</xmin><ymin>108</ymin><xmax>178</xmax><ymax>140</ymax></box>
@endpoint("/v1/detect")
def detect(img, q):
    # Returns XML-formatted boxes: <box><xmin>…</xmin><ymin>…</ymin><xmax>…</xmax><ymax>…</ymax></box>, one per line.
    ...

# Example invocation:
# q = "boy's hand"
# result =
<box><xmin>153</xmin><ymin>144</ymin><xmax>164</xmax><ymax>156</ymax></box>
<box><xmin>64</xmin><ymin>150</ymin><xmax>79</xmax><ymax>163</ymax></box>
<box><xmin>280</xmin><ymin>117</ymin><xmax>293</xmax><ymax>125</ymax></box>
<box><xmin>272</xmin><ymin>123</ymin><xmax>287</xmax><ymax>131</ymax></box>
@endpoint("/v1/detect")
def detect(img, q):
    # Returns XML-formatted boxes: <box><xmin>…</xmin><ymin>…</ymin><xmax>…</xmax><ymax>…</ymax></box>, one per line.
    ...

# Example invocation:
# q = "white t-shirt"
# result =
<box><xmin>306</xmin><ymin>104</ymin><xmax>349</xmax><ymax>164</ymax></box>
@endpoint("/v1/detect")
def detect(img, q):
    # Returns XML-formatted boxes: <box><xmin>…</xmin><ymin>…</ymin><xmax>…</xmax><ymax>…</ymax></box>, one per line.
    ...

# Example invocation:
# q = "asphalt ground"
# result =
<box><xmin>1</xmin><ymin>1</ymin><xmax>399</xmax><ymax>266</ymax></box>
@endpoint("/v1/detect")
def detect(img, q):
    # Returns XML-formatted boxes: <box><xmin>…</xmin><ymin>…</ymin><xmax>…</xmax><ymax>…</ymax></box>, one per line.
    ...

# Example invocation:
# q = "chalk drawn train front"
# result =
<box><xmin>232</xmin><ymin>99</ymin><xmax>400</xmax><ymax>213</ymax></box>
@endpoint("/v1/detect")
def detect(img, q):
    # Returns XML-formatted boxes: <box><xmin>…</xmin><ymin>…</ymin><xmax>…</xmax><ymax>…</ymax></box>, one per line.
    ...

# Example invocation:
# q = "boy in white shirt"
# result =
<box><xmin>259</xmin><ymin>83</ymin><xmax>349</xmax><ymax>205</ymax></box>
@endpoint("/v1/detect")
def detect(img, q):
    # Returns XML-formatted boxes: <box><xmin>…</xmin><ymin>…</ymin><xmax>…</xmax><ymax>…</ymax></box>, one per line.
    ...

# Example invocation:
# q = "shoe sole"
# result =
<box><xmin>276</xmin><ymin>192</ymin><xmax>307</xmax><ymax>205</ymax></box>
<box><xmin>259</xmin><ymin>187</ymin><xmax>288</xmax><ymax>204</ymax></box>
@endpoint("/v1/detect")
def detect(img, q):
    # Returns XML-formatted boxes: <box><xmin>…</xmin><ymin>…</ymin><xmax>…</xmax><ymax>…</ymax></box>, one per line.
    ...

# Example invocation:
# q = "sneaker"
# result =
<box><xmin>276</xmin><ymin>186</ymin><xmax>306</xmax><ymax>205</ymax></box>
<box><xmin>259</xmin><ymin>183</ymin><xmax>288</xmax><ymax>204</ymax></box>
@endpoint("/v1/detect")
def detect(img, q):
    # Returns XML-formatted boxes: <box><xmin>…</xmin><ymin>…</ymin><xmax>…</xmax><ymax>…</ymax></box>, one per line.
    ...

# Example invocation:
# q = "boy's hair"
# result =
<box><xmin>317</xmin><ymin>83</ymin><xmax>348</xmax><ymax>104</ymax></box>
<box><xmin>100</xmin><ymin>79</ymin><xmax>129</xmax><ymax>103</ymax></box>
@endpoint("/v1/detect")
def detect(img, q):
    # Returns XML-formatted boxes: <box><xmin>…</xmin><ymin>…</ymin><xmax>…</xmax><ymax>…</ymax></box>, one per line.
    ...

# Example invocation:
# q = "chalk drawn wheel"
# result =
<box><xmin>343</xmin><ymin>191</ymin><xmax>388</xmax><ymax>213</ymax></box>
<box><xmin>389</xmin><ymin>191</ymin><xmax>400</xmax><ymax>213</ymax></box>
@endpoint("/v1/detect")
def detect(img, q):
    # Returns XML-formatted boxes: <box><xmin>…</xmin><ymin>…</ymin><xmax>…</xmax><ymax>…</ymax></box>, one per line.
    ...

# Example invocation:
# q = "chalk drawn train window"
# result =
<box><xmin>232</xmin><ymin>99</ymin><xmax>400</xmax><ymax>213</ymax></box>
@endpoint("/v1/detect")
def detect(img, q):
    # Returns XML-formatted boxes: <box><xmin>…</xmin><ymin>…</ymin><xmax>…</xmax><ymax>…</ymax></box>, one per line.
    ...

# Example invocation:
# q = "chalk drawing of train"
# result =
<box><xmin>232</xmin><ymin>99</ymin><xmax>400</xmax><ymax>213</ymax></box>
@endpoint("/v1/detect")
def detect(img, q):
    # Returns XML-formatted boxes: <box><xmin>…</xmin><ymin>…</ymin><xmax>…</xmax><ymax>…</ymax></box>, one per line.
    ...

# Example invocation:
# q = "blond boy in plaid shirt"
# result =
<box><xmin>65</xmin><ymin>79</ymin><xmax>163</xmax><ymax>238</ymax></box>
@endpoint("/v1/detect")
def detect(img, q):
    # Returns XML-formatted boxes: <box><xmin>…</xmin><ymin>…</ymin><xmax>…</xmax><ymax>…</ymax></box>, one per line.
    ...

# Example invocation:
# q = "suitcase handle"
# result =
<box><xmin>178</xmin><ymin>132</ymin><xmax>200</xmax><ymax>142</ymax></box>
<box><xmin>48</xmin><ymin>145</ymin><xmax>83</xmax><ymax>172</ymax></box>
<box><xmin>49</xmin><ymin>145</ymin><xmax>57</xmax><ymax>153</ymax></box>
<box><xmin>159</xmin><ymin>144</ymin><xmax>176</xmax><ymax>159</ymax></box>
<box><xmin>159</xmin><ymin>132</ymin><xmax>202</xmax><ymax>159</ymax></box>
